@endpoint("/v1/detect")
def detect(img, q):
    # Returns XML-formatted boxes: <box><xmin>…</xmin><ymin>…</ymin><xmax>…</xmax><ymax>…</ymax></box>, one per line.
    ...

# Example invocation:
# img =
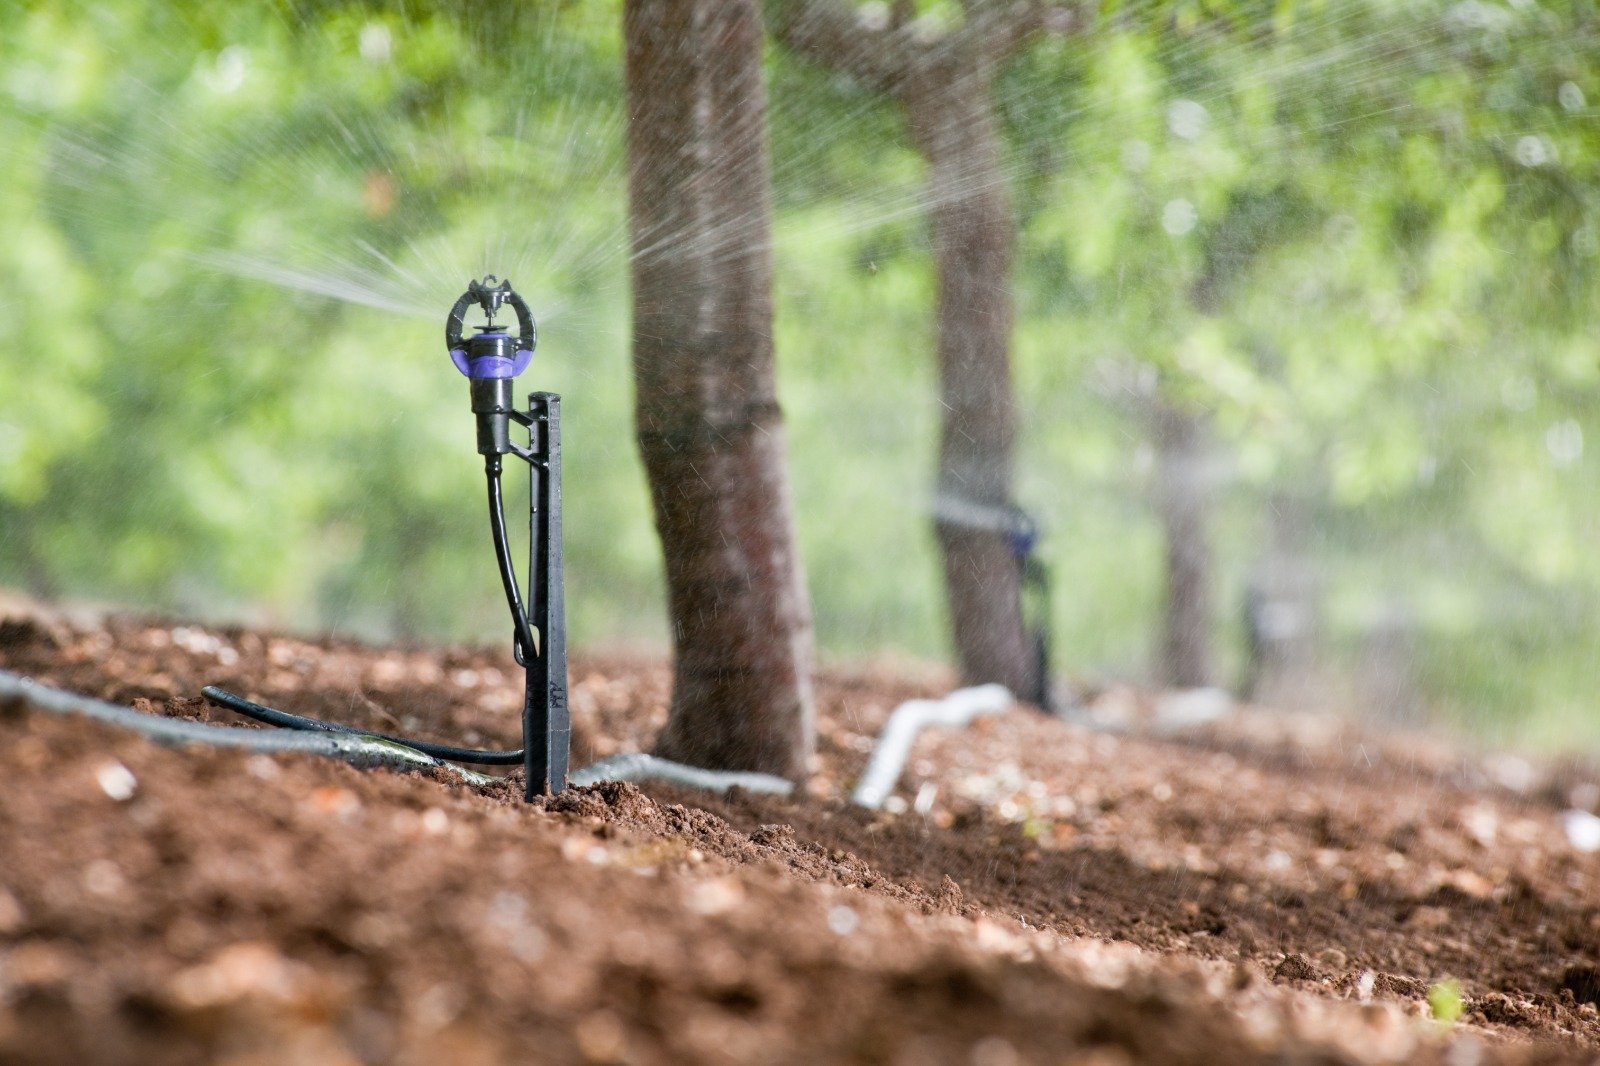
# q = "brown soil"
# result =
<box><xmin>1</xmin><ymin>606</ymin><xmax>1598</xmax><ymax>1064</ymax></box>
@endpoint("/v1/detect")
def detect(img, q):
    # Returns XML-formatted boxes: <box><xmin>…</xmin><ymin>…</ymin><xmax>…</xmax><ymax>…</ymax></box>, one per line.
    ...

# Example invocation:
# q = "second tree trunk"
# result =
<box><xmin>623</xmin><ymin>0</ymin><xmax>815</xmax><ymax>779</ymax></box>
<box><xmin>906</xmin><ymin>68</ymin><xmax>1036</xmax><ymax>699</ymax></box>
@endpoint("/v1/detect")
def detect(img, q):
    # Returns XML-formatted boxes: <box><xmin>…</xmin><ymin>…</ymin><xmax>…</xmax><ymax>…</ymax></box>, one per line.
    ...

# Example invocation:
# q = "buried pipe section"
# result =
<box><xmin>850</xmin><ymin>684</ymin><xmax>1014</xmax><ymax>809</ymax></box>
<box><xmin>572</xmin><ymin>753</ymin><xmax>794</xmax><ymax>796</ymax></box>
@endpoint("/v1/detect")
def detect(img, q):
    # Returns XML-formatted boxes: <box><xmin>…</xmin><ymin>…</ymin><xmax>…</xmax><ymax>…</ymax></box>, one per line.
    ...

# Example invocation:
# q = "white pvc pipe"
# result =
<box><xmin>570</xmin><ymin>752</ymin><xmax>795</xmax><ymax>796</ymax></box>
<box><xmin>851</xmin><ymin>684</ymin><xmax>1014</xmax><ymax>809</ymax></box>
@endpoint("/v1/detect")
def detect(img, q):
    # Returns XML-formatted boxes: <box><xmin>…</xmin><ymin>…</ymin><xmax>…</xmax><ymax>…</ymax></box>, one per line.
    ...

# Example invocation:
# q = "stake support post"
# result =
<box><xmin>524</xmin><ymin>391</ymin><xmax>570</xmax><ymax>797</ymax></box>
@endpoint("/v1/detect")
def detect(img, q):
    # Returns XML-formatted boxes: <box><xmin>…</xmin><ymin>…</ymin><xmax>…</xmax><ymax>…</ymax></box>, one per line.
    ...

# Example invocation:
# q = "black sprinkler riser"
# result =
<box><xmin>472</xmin><ymin>377</ymin><xmax>516</xmax><ymax>455</ymax></box>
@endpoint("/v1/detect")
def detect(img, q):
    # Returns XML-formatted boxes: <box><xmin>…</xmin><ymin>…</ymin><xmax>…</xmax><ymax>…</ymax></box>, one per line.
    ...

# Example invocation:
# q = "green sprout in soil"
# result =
<box><xmin>1428</xmin><ymin>979</ymin><xmax>1464</xmax><ymax>1025</ymax></box>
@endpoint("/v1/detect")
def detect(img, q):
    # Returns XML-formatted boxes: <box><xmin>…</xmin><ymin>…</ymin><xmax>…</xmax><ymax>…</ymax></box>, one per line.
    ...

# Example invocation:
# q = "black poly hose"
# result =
<box><xmin>486</xmin><ymin>455</ymin><xmax>538</xmax><ymax>667</ymax></box>
<box><xmin>0</xmin><ymin>670</ymin><xmax>494</xmax><ymax>784</ymax></box>
<box><xmin>0</xmin><ymin>670</ymin><xmax>804</xmax><ymax>797</ymax></box>
<box><xmin>201</xmin><ymin>686</ymin><xmax>523</xmax><ymax>766</ymax></box>
<box><xmin>187</xmin><ymin>460</ymin><xmax>537</xmax><ymax>768</ymax></box>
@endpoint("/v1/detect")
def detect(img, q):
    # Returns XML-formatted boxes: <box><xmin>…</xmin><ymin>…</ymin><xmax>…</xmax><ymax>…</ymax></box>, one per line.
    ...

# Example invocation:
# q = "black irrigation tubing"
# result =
<box><xmin>197</xmin><ymin>691</ymin><xmax>796</xmax><ymax>792</ymax></box>
<box><xmin>200</xmin><ymin>686</ymin><xmax>524</xmax><ymax>766</ymax></box>
<box><xmin>0</xmin><ymin>670</ymin><xmax>799</xmax><ymax>796</ymax></box>
<box><xmin>486</xmin><ymin>455</ymin><xmax>538</xmax><ymax>669</ymax></box>
<box><xmin>0</xmin><ymin>670</ymin><xmax>495</xmax><ymax>785</ymax></box>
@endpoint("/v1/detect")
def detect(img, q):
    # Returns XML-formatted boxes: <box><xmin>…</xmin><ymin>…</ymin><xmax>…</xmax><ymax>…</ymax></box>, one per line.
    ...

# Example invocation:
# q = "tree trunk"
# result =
<box><xmin>1241</xmin><ymin>491</ymin><xmax>1321</xmax><ymax>705</ymax></box>
<box><xmin>903</xmin><ymin>65</ymin><xmax>1036</xmax><ymax>699</ymax></box>
<box><xmin>1152</xmin><ymin>400</ymin><xmax>1214</xmax><ymax>689</ymax></box>
<box><xmin>623</xmin><ymin>0</ymin><xmax>815</xmax><ymax>779</ymax></box>
<box><xmin>1359</xmin><ymin>600</ymin><xmax>1420</xmax><ymax>725</ymax></box>
<box><xmin>765</xmin><ymin>1</ymin><xmax>1046</xmax><ymax>700</ymax></box>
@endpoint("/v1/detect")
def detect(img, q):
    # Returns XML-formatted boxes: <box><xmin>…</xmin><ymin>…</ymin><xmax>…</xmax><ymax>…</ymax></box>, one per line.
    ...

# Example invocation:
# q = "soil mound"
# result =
<box><xmin>1</xmin><ymin>611</ymin><xmax>1596</xmax><ymax>1063</ymax></box>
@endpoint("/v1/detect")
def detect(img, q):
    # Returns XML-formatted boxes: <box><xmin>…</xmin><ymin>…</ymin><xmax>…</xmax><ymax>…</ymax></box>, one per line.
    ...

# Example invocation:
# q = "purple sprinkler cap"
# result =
<box><xmin>450</xmin><ymin>337</ymin><xmax>533</xmax><ymax>379</ymax></box>
<box><xmin>445</xmin><ymin>276</ymin><xmax>537</xmax><ymax>379</ymax></box>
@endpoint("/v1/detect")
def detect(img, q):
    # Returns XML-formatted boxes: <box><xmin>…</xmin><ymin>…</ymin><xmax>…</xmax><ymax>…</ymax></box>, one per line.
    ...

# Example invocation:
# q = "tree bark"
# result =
<box><xmin>769</xmin><ymin>0</ymin><xmax>1048</xmax><ymax>699</ymax></box>
<box><xmin>1241</xmin><ymin>491</ymin><xmax>1321</xmax><ymax>705</ymax></box>
<box><xmin>1152</xmin><ymin>400</ymin><xmax>1214</xmax><ymax>689</ymax></box>
<box><xmin>623</xmin><ymin>0</ymin><xmax>815</xmax><ymax>780</ymax></box>
<box><xmin>902</xmin><ymin>64</ymin><xmax>1035</xmax><ymax>698</ymax></box>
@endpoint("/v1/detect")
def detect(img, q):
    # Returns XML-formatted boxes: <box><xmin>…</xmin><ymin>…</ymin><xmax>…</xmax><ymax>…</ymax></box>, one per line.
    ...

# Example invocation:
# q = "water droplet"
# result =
<box><xmin>858</xmin><ymin>1</ymin><xmax>890</xmax><ymax>31</ymax></box>
<box><xmin>1545</xmin><ymin>419</ymin><xmax>1582</xmax><ymax>466</ymax></box>
<box><xmin>359</xmin><ymin>23</ymin><xmax>393</xmax><ymax>64</ymax></box>
<box><xmin>1166</xmin><ymin>99</ymin><xmax>1208</xmax><ymax>140</ymax></box>
<box><xmin>1515</xmin><ymin>134</ymin><xmax>1552</xmax><ymax>167</ymax></box>
<box><xmin>1161</xmin><ymin>199</ymin><xmax>1198</xmax><ymax>236</ymax></box>
<box><xmin>204</xmin><ymin>46</ymin><xmax>248</xmax><ymax>95</ymax></box>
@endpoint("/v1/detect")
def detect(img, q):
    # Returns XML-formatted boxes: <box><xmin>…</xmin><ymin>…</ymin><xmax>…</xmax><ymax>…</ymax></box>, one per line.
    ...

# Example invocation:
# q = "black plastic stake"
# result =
<box><xmin>524</xmin><ymin>391</ymin><xmax>569</xmax><ymax>797</ymax></box>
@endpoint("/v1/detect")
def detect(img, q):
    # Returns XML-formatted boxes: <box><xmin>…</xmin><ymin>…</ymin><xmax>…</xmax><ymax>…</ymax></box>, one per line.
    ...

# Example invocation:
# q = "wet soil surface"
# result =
<box><xmin>2</xmin><ymin>606</ymin><xmax>1599</xmax><ymax>1064</ymax></box>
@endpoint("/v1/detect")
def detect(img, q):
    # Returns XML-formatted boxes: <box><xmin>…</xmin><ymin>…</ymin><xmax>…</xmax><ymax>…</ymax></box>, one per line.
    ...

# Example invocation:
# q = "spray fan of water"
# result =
<box><xmin>3</xmin><ymin>0</ymin><xmax>1599</xmax><ymax>744</ymax></box>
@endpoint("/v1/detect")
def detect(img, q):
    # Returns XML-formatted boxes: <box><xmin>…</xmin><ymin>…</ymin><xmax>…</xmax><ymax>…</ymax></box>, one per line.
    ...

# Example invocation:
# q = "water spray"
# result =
<box><xmin>204</xmin><ymin>277</ymin><xmax>570</xmax><ymax>799</ymax></box>
<box><xmin>7</xmin><ymin>278</ymin><xmax>1026</xmax><ymax>804</ymax></box>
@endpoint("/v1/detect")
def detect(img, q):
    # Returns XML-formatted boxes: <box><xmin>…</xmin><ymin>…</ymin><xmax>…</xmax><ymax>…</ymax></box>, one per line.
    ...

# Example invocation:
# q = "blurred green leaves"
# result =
<box><xmin>1</xmin><ymin>0</ymin><xmax>1598</xmax><ymax>748</ymax></box>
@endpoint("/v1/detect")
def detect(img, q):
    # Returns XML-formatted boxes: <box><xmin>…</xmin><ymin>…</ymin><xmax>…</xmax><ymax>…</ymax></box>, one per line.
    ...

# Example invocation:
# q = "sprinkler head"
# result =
<box><xmin>446</xmin><ymin>277</ymin><xmax>539</xmax><ymax>457</ymax></box>
<box><xmin>446</xmin><ymin>276</ymin><xmax>537</xmax><ymax>380</ymax></box>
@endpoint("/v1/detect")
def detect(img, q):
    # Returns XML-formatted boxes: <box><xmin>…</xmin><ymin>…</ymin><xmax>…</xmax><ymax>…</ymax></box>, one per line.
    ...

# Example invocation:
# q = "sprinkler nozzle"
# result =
<box><xmin>472</xmin><ymin>275</ymin><xmax>512</xmax><ymax>326</ymax></box>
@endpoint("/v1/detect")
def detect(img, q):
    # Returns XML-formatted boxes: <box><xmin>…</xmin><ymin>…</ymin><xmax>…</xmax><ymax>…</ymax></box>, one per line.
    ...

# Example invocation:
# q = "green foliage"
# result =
<box><xmin>1428</xmin><ymin>978</ymin><xmax>1465</xmax><ymax>1025</ymax></box>
<box><xmin>2</xmin><ymin>0</ymin><xmax>1599</xmax><ymax>751</ymax></box>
